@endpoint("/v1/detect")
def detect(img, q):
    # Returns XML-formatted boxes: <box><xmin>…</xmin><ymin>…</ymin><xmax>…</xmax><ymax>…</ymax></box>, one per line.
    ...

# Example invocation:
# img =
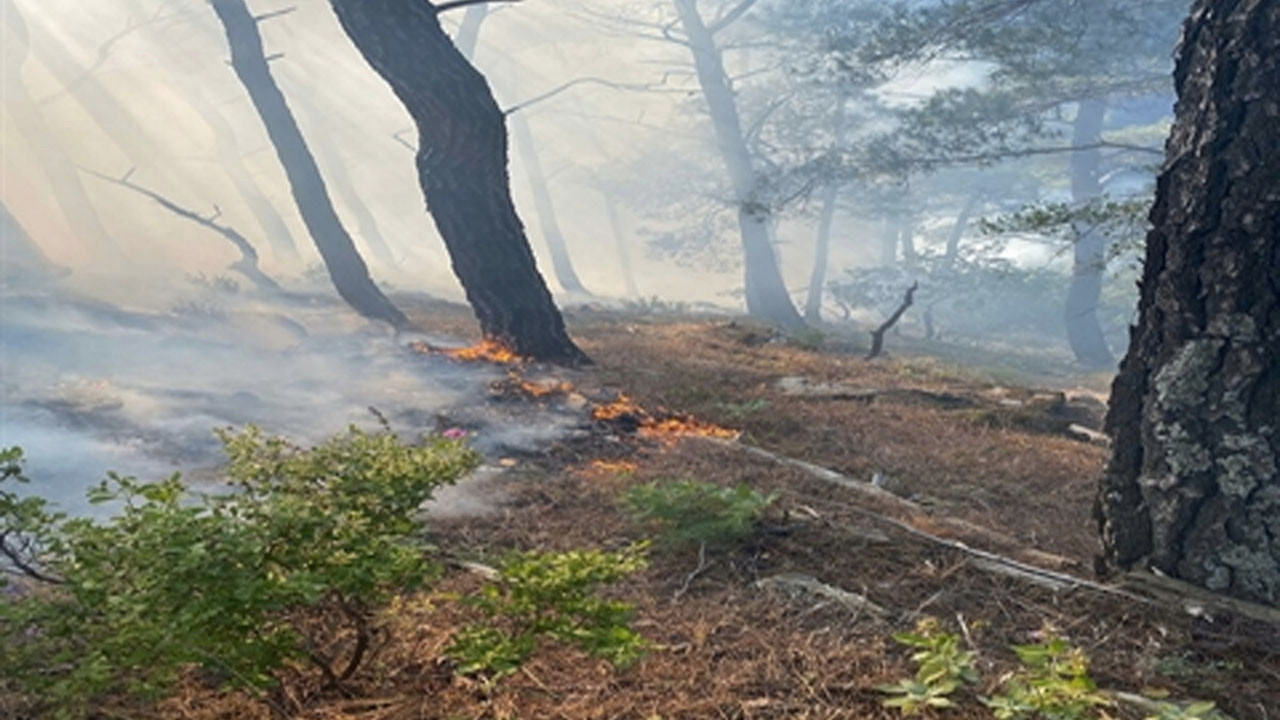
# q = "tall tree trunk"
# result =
<box><xmin>1065</xmin><ymin>98</ymin><xmax>1116</xmax><ymax>367</ymax></box>
<box><xmin>509</xmin><ymin>111</ymin><xmax>591</xmax><ymax>295</ymax></box>
<box><xmin>211</xmin><ymin>0</ymin><xmax>408</xmax><ymax>328</ymax></box>
<box><xmin>1</xmin><ymin>0</ymin><xmax>113</xmax><ymax>256</ymax></box>
<box><xmin>453</xmin><ymin>4</ymin><xmax>488</xmax><ymax>58</ymax></box>
<box><xmin>601</xmin><ymin>188</ymin><xmax>642</xmax><ymax>299</ymax></box>
<box><xmin>1097</xmin><ymin>0</ymin><xmax>1280</xmax><ymax>607</ymax></box>
<box><xmin>452</xmin><ymin>5</ymin><xmax>591</xmax><ymax>297</ymax></box>
<box><xmin>805</xmin><ymin>97</ymin><xmax>848</xmax><ymax>324</ymax></box>
<box><xmin>292</xmin><ymin>95</ymin><xmax>398</xmax><ymax>267</ymax></box>
<box><xmin>804</xmin><ymin>182</ymin><xmax>838</xmax><ymax>323</ymax></box>
<box><xmin>942</xmin><ymin>191</ymin><xmax>982</xmax><ymax>270</ymax></box>
<box><xmin>898</xmin><ymin>213</ymin><xmax>918</xmax><ymax>266</ymax></box>
<box><xmin>672</xmin><ymin>0</ymin><xmax>804</xmax><ymax>329</ymax></box>
<box><xmin>326</xmin><ymin>0</ymin><xmax>585</xmax><ymax>363</ymax></box>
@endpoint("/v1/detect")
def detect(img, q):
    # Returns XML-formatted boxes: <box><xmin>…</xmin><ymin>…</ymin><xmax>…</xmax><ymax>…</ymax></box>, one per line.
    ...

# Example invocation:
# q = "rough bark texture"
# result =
<box><xmin>1065</xmin><ymin>98</ymin><xmax>1116</xmax><ymax>368</ymax></box>
<box><xmin>1097</xmin><ymin>0</ymin><xmax>1280</xmax><ymax>607</ymax></box>
<box><xmin>672</xmin><ymin>0</ymin><xmax>804</xmax><ymax>329</ymax></box>
<box><xmin>327</xmin><ymin>0</ymin><xmax>586</xmax><ymax>363</ymax></box>
<box><xmin>211</xmin><ymin>0</ymin><xmax>408</xmax><ymax>329</ymax></box>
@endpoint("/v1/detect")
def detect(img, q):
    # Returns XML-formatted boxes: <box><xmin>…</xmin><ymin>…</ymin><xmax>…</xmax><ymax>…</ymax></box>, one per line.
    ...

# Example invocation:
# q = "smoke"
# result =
<box><xmin>0</xmin><ymin>280</ymin><xmax>584</xmax><ymax>516</ymax></box>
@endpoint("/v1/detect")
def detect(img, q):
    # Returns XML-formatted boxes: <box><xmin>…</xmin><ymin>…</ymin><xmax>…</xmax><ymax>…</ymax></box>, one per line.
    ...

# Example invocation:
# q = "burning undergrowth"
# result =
<box><xmin>592</xmin><ymin>392</ymin><xmax>740</xmax><ymax>441</ymax></box>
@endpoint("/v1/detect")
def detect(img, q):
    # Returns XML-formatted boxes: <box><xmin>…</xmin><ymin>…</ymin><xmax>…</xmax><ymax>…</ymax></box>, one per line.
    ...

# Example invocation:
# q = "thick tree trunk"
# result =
<box><xmin>1065</xmin><ymin>98</ymin><xmax>1116</xmax><ymax>368</ymax></box>
<box><xmin>1097</xmin><ymin>0</ymin><xmax>1280</xmax><ymax>607</ymax></box>
<box><xmin>804</xmin><ymin>182</ymin><xmax>839</xmax><ymax>323</ymax></box>
<box><xmin>211</xmin><ymin>0</ymin><xmax>408</xmax><ymax>328</ymax></box>
<box><xmin>509</xmin><ymin>112</ymin><xmax>591</xmax><ymax>296</ymax></box>
<box><xmin>673</xmin><ymin>0</ymin><xmax>804</xmax><ymax>329</ymax></box>
<box><xmin>1</xmin><ymin>0</ymin><xmax>113</xmax><ymax>256</ymax></box>
<box><xmin>454</xmin><ymin>4</ymin><xmax>591</xmax><ymax>297</ymax></box>
<box><xmin>326</xmin><ymin>0</ymin><xmax>585</xmax><ymax>363</ymax></box>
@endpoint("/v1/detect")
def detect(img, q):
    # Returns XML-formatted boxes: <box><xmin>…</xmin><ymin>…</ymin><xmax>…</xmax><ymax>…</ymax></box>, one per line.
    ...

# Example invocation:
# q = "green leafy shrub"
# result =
<box><xmin>622</xmin><ymin>479</ymin><xmax>777</xmax><ymax>549</ymax></box>
<box><xmin>447</xmin><ymin>543</ymin><xmax>649</xmax><ymax>679</ymax></box>
<box><xmin>982</xmin><ymin>633</ymin><xmax>1112</xmax><ymax>720</ymax></box>
<box><xmin>878</xmin><ymin>617</ymin><xmax>980</xmax><ymax>714</ymax></box>
<box><xmin>0</xmin><ymin>428</ymin><xmax>480</xmax><ymax>717</ymax></box>
<box><xmin>1146</xmin><ymin>700</ymin><xmax>1229</xmax><ymax>720</ymax></box>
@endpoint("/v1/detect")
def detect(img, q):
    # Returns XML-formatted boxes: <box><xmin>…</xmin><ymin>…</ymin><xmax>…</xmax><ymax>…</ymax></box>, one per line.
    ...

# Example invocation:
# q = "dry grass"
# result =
<box><xmin>72</xmin><ymin>307</ymin><xmax>1280</xmax><ymax>719</ymax></box>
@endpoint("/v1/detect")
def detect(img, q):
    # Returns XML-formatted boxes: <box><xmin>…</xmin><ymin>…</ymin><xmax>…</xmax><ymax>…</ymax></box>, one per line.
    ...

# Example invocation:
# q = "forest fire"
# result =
<box><xmin>592</xmin><ymin>393</ymin><xmax>739</xmax><ymax>441</ymax></box>
<box><xmin>492</xmin><ymin>371</ymin><xmax>575</xmax><ymax>400</ymax></box>
<box><xmin>410</xmin><ymin>338</ymin><xmax>524</xmax><ymax>365</ymax></box>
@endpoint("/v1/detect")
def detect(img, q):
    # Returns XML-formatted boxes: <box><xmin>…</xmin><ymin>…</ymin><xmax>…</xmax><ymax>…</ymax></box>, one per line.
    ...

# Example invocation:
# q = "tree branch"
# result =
<box><xmin>0</xmin><ymin>531</ymin><xmax>64</xmax><ymax>585</ymax></box>
<box><xmin>81</xmin><ymin>167</ymin><xmax>281</xmax><ymax>293</ymax></box>
<box><xmin>708</xmin><ymin>0</ymin><xmax>760</xmax><ymax>34</ymax></box>
<box><xmin>433</xmin><ymin>0</ymin><xmax>521</xmax><ymax>14</ymax></box>
<box><xmin>899</xmin><ymin>140</ymin><xmax>1162</xmax><ymax>169</ymax></box>
<box><xmin>503</xmin><ymin>74</ymin><xmax>682</xmax><ymax>115</ymax></box>
<box><xmin>866</xmin><ymin>281</ymin><xmax>918</xmax><ymax>359</ymax></box>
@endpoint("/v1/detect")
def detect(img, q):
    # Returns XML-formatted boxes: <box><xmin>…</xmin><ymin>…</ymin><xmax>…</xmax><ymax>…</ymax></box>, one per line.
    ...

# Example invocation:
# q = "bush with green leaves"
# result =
<box><xmin>982</xmin><ymin>634</ymin><xmax>1112</xmax><ymax>720</ymax></box>
<box><xmin>446</xmin><ymin>543</ymin><xmax>649</xmax><ymax>679</ymax></box>
<box><xmin>0</xmin><ymin>427</ymin><xmax>480</xmax><ymax>717</ymax></box>
<box><xmin>622</xmin><ymin>479</ymin><xmax>777</xmax><ymax>549</ymax></box>
<box><xmin>877</xmin><ymin>617</ymin><xmax>980</xmax><ymax>714</ymax></box>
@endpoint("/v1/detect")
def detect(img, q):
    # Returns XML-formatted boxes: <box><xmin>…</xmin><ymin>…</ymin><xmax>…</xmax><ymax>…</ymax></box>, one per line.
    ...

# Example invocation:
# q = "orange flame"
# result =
<box><xmin>410</xmin><ymin>338</ymin><xmax>524</xmax><ymax>365</ymax></box>
<box><xmin>591</xmin><ymin>393</ymin><xmax>739</xmax><ymax>440</ymax></box>
<box><xmin>589</xmin><ymin>459</ymin><xmax>639</xmax><ymax>474</ymax></box>
<box><xmin>505</xmin><ymin>372</ymin><xmax>574</xmax><ymax>399</ymax></box>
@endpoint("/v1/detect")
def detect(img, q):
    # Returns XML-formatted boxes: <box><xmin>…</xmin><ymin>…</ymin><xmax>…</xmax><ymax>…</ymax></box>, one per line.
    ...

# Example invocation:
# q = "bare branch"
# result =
<box><xmin>81</xmin><ymin>167</ymin><xmax>282</xmax><ymax>293</ymax></box>
<box><xmin>899</xmin><ymin>140</ymin><xmax>1162</xmax><ymax>169</ymax></box>
<box><xmin>867</xmin><ymin>281</ymin><xmax>918</xmax><ymax>359</ymax></box>
<box><xmin>504</xmin><ymin>75</ymin><xmax>683</xmax><ymax>115</ymax></box>
<box><xmin>0</xmin><ymin>531</ymin><xmax>64</xmax><ymax>585</ymax></box>
<box><xmin>433</xmin><ymin>0</ymin><xmax>522</xmax><ymax>14</ymax></box>
<box><xmin>253</xmin><ymin>6</ymin><xmax>297</xmax><ymax>23</ymax></box>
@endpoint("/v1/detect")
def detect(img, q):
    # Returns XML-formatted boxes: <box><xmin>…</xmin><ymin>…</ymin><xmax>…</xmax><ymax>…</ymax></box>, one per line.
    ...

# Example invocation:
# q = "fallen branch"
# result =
<box><xmin>83</xmin><ymin>167</ymin><xmax>282</xmax><ymax>294</ymax></box>
<box><xmin>673</xmin><ymin>541</ymin><xmax>710</xmax><ymax>600</ymax></box>
<box><xmin>694</xmin><ymin>437</ymin><xmax>1147</xmax><ymax>605</ymax></box>
<box><xmin>756</xmin><ymin>573</ymin><xmax>888</xmax><ymax>618</ymax></box>
<box><xmin>867</xmin><ymin>281</ymin><xmax>918</xmax><ymax>359</ymax></box>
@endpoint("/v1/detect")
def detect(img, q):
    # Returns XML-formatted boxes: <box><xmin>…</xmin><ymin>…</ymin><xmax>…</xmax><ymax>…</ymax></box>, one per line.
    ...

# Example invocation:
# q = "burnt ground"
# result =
<box><xmin>112</xmin><ymin>303</ymin><xmax>1280</xmax><ymax>718</ymax></box>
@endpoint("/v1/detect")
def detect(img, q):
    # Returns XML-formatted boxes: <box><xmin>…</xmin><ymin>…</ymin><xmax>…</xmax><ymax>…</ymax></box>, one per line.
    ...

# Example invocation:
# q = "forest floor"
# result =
<box><xmin>158</xmin><ymin>301</ymin><xmax>1277</xmax><ymax>720</ymax></box>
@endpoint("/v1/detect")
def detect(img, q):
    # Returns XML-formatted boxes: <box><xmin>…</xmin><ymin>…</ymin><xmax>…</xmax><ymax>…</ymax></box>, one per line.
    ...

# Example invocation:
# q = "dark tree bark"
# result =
<box><xmin>1097</xmin><ymin>0</ymin><xmax>1280</xmax><ymax>607</ymax></box>
<box><xmin>326</xmin><ymin>0</ymin><xmax>586</xmax><ymax>363</ymax></box>
<box><xmin>211</xmin><ymin>0</ymin><xmax>409</xmax><ymax>329</ymax></box>
<box><xmin>672</xmin><ymin>0</ymin><xmax>805</xmax><ymax>329</ymax></box>
<box><xmin>1065</xmin><ymin>98</ymin><xmax>1117</xmax><ymax>368</ymax></box>
<box><xmin>452</xmin><ymin>4</ymin><xmax>592</xmax><ymax>297</ymax></box>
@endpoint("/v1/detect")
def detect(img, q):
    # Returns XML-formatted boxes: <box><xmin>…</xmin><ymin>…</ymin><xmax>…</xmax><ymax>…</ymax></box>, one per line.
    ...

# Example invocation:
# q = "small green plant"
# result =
<box><xmin>621</xmin><ymin>479</ymin><xmax>776</xmax><ymax>549</ymax></box>
<box><xmin>878</xmin><ymin>617</ymin><xmax>980</xmax><ymax>714</ymax></box>
<box><xmin>0</xmin><ymin>428</ymin><xmax>480</xmax><ymax>718</ymax></box>
<box><xmin>788</xmin><ymin>327</ymin><xmax>827</xmax><ymax>351</ymax></box>
<box><xmin>447</xmin><ymin>543</ymin><xmax>649</xmax><ymax>679</ymax></box>
<box><xmin>715</xmin><ymin>398</ymin><xmax>771</xmax><ymax>421</ymax></box>
<box><xmin>983</xmin><ymin>632</ymin><xmax>1112</xmax><ymax>720</ymax></box>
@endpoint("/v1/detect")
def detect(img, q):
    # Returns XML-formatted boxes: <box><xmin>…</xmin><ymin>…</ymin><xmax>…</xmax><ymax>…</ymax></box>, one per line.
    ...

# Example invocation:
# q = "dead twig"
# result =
<box><xmin>674</xmin><ymin>541</ymin><xmax>710</xmax><ymax>600</ymax></box>
<box><xmin>867</xmin><ymin>281</ymin><xmax>918</xmax><ymax>359</ymax></box>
